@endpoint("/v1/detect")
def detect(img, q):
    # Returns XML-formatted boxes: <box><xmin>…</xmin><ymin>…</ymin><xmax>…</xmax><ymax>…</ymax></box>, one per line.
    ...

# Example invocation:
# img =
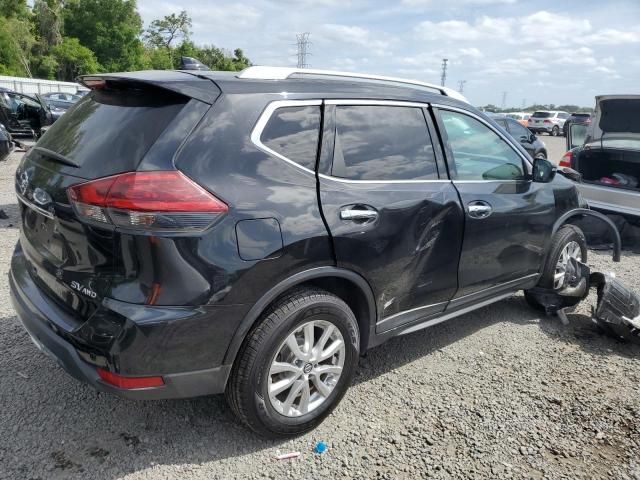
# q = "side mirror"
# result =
<box><xmin>532</xmin><ymin>157</ymin><xmax>556</xmax><ymax>183</ymax></box>
<box><xmin>568</xmin><ymin>123</ymin><xmax>588</xmax><ymax>150</ymax></box>
<box><xmin>519</xmin><ymin>135</ymin><xmax>529</xmax><ymax>143</ymax></box>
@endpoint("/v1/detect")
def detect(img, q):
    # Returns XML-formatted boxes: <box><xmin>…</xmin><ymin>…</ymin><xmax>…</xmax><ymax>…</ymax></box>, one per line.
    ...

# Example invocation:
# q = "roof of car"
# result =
<box><xmin>83</xmin><ymin>68</ymin><xmax>472</xmax><ymax>111</ymax></box>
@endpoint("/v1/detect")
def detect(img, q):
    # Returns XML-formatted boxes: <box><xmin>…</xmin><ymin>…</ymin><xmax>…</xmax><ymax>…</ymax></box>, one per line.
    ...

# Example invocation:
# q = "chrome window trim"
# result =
<box><xmin>431</xmin><ymin>103</ymin><xmax>533</xmax><ymax>169</ymax></box>
<box><xmin>324</xmin><ymin>99</ymin><xmax>429</xmax><ymax>108</ymax></box>
<box><xmin>251</xmin><ymin>98</ymin><xmax>451</xmax><ymax>184</ymax></box>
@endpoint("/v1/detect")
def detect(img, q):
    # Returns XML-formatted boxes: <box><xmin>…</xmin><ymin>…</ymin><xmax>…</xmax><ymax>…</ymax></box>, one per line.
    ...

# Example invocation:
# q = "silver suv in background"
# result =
<box><xmin>529</xmin><ymin>110</ymin><xmax>570</xmax><ymax>136</ymax></box>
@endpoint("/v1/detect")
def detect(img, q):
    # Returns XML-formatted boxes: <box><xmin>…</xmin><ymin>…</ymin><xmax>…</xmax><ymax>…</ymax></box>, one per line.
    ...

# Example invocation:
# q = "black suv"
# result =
<box><xmin>10</xmin><ymin>67</ymin><xmax>589</xmax><ymax>438</ymax></box>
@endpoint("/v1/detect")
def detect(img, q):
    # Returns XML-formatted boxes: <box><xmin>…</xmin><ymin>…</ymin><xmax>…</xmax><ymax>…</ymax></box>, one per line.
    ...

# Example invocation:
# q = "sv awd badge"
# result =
<box><xmin>70</xmin><ymin>281</ymin><xmax>97</xmax><ymax>298</ymax></box>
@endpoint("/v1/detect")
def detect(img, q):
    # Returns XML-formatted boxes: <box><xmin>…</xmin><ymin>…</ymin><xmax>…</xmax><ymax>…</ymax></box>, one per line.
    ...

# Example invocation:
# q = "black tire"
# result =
<box><xmin>535</xmin><ymin>151</ymin><xmax>547</xmax><ymax>160</ymax></box>
<box><xmin>551</xmin><ymin>125</ymin><xmax>560</xmax><ymax>137</ymax></box>
<box><xmin>524</xmin><ymin>225</ymin><xmax>588</xmax><ymax>310</ymax></box>
<box><xmin>225</xmin><ymin>287</ymin><xmax>360</xmax><ymax>438</ymax></box>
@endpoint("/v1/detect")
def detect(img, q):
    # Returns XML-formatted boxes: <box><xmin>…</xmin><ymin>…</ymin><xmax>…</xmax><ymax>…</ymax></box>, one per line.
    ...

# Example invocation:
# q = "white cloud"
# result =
<box><xmin>583</xmin><ymin>28</ymin><xmax>640</xmax><ymax>45</ymax></box>
<box><xmin>403</xmin><ymin>0</ymin><xmax>516</xmax><ymax>5</ymax></box>
<box><xmin>459</xmin><ymin>47</ymin><xmax>484</xmax><ymax>58</ymax></box>
<box><xmin>415</xmin><ymin>16</ymin><xmax>512</xmax><ymax>41</ymax></box>
<box><xmin>191</xmin><ymin>4</ymin><xmax>261</xmax><ymax>31</ymax></box>
<box><xmin>518</xmin><ymin>11</ymin><xmax>591</xmax><ymax>47</ymax></box>
<box><xmin>318</xmin><ymin>24</ymin><xmax>391</xmax><ymax>56</ymax></box>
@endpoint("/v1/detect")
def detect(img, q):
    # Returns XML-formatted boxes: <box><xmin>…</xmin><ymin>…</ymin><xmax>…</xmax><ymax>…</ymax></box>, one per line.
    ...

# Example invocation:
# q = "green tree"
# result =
<box><xmin>63</xmin><ymin>0</ymin><xmax>144</xmax><ymax>72</ymax></box>
<box><xmin>30</xmin><ymin>0</ymin><xmax>64</xmax><ymax>78</ymax></box>
<box><xmin>145</xmin><ymin>10</ymin><xmax>191</xmax><ymax>50</ymax></box>
<box><xmin>0</xmin><ymin>0</ymin><xmax>29</xmax><ymax>18</ymax></box>
<box><xmin>2</xmin><ymin>17</ymin><xmax>36</xmax><ymax>76</ymax></box>
<box><xmin>53</xmin><ymin>37</ymin><xmax>100</xmax><ymax>80</ymax></box>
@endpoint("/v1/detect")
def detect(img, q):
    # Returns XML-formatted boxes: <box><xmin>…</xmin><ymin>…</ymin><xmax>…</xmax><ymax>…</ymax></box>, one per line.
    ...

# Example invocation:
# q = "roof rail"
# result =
<box><xmin>237</xmin><ymin>66</ymin><xmax>469</xmax><ymax>103</ymax></box>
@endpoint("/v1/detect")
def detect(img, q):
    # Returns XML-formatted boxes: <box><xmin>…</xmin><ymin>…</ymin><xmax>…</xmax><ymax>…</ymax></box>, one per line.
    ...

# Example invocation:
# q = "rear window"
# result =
<box><xmin>532</xmin><ymin>111</ymin><xmax>552</xmax><ymax>118</ymax></box>
<box><xmin>37</xmin><ymin>86</ymin><xmax>187</xmax><ymax>174</ymax></box>
<box><xmin>573</xmin><ymin>113</ymin><xmax>591</xmax><ymax>118</ymax></box>
<box><xmin>261</xmin><ymin>105</ymin><xmax>321</xmax><ymax>171</ymax></box>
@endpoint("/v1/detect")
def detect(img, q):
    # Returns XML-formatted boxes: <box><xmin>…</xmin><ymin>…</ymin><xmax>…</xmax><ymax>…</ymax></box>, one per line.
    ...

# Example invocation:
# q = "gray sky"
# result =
<box><xmin>137</xmin><ymin>0</ymin><xmax>640</xmax><ymax>107</ymax></box>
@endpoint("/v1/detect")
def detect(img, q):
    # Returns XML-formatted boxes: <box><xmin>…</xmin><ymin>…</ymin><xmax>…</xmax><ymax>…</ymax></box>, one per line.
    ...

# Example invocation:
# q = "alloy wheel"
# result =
<box><xmin>553</xmin><ymin>240</ymin><xmax>583</xmax><ymax>289</ymax></box>
<box><xmin>267</xmin><ymin>320</ymin><xmax>345</xmax><ymax>417</ymax></box>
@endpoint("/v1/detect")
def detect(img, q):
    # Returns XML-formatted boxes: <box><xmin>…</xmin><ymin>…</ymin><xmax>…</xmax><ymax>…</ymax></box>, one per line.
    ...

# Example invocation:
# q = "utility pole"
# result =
<box><xmin>440</xmin><ymin>58</ymin><xmax>448</xmax><ymax>87</ymax></box>
<box><xmin>296</xmin><ymin>33</ymin><xmax>311</xmax><ymax>68</ymax></box>
<box><xmin>457</xmin><ymin>80</ymin><xmax>466</xmax><ymax>94</ymax></box>
<box><xmin>522</xmin><ymin>98</ymin><xmax>526</xmax><ymax>109</ymax></box>
<box><xmin>501</xmin><ymin>91</ymin><xmax>508</xmax><ymax>110</ymax></box>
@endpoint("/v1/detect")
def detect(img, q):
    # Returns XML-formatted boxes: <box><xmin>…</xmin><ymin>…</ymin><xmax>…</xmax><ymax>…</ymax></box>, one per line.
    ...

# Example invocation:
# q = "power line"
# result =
<box><xmin>440</xmin><ymin>58</ymin><xmax>448</xmax><ymax>87</ymax></box>
<box><xmin>296</xmin><ymin>33</ymin><xmax>311</xmax><ymax>68</ymax></box>
<box><xmin>457</xmin><ymin>80</ymin><xmax>466</xmax><ymax>94</ymax></box>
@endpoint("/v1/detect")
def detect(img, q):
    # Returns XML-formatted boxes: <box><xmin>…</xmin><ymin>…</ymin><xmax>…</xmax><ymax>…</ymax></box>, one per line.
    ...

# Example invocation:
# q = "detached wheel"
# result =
<box><xmin>551</xmin><ymin>125</ymin><xmax>560</xmax><ymax>137</ymax></box>
<box><xmin>525</xmin><ymin>225</ymin><xmax>587</xmax><ymax>309</ymax></box>
<box><xmin>226</xmin><ymin>287</ymin><xmax>359</xmax><ymax>438</ymax></box>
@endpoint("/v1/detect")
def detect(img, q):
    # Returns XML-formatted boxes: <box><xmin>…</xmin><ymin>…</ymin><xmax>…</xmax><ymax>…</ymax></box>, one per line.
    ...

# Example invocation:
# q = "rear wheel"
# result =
<box><xmin>524</xmin><ymin>225</ymin><xmax>587</xmax><ymax>309</ymax></box>
<box><xmin>551</xmin><ymin>125</ymin><xmax>560</xmax><ymax>136</ymax></box>
<box><xmin>226</xmin><ymin>287</ymin><xmax>359</xmax><ymax>438</ymax></box>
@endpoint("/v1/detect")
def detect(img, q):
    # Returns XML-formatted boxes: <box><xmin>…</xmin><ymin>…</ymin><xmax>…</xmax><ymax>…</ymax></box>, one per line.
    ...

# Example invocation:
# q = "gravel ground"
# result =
<box><xmin>538</xmin><ymin>135</ymin><xmax>567</xmax><ymax>165</ymax></box>
<box><xmin>1</xmin><ymin>149</ymin><xmax>639</xmax><ymax>480</ymax></box>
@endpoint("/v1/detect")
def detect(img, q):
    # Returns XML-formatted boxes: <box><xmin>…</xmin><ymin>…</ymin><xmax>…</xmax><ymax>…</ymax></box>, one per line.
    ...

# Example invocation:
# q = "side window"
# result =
<box><xmin>440</xmin><ymin>110</ymin><xmax>526</xmax><ymax>181</ymax></box>
<box><xmin>509</xmin><ymin>121</ymin><xmax>531</xmax><ymax>139</ymax></box>
<box><xmin>261</xmin><ymin>105</ymin><xmax>321</xmax><ymax>171</ymax></box>
<box><xmin>333</xmin><ymin>105</ymin><xmax>438</xmax><ymax>181</ymax></box>
<box><xmin>495</xmin><ymin>118</ymin><xmax>507</xmax><ymax>129</ymax></box>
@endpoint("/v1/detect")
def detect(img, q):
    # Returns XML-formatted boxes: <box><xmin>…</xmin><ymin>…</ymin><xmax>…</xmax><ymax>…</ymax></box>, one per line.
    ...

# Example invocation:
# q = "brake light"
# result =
<box><xmin>544</xmin><ymin>119</ymin><xmax>552</xmax><ymax>123</ymax></box>
<box><xmin>97</xmin><ymin>368</ymin><xmax>164</xmax><ymax>389</ymax></box>
<box><xmin>68</xmin><ymin>171</ymin><xmax>228</xmax><ymax>233</ymax></box>
<box><xmin>559</xmin><ymin>151</ymin><xmax>573</xmax><ymax>168</ymax></box>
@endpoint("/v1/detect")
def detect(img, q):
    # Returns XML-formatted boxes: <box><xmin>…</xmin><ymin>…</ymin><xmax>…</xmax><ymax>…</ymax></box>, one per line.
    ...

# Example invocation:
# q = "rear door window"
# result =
<box><xmin>260</xmin><ymin>105</ymin><xmax>321</xmax><ymax>171</ymax></box>
<box><xmin>332</xmin><ymin>105</ymin><xmax>438</xmax><ymax>181</ymax></box>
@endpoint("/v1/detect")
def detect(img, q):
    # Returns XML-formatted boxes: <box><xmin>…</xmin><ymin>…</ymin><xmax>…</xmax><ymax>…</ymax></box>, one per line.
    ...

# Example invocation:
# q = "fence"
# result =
<box><xmin>0</xmin><ymin>75</ymin><xmax>88</xmax><ymax>96</ymax></box>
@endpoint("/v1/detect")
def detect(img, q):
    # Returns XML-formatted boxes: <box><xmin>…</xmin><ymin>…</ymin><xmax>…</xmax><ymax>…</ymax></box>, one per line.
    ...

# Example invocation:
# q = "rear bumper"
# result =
<box><xmin>9</xmin><ymin>248</ymin><xmax>235</xmax><ymax>400</ymax></box>
<box><xmin>530</xmin><ymin>125</ymin><xmax>553</xmax><ymax>133</ymax></box>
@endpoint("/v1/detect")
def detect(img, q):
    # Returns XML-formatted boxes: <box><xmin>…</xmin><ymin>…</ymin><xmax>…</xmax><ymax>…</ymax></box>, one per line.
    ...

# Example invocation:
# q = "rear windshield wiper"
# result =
<box><xmin>32</xmin><ymin>146</ymin><xmax>78</xmax><ymax>167</ymax></box>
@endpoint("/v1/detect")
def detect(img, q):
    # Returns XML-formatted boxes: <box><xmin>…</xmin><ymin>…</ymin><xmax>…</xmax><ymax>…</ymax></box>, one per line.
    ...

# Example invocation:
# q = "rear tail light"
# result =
<box><xmin>543</xmin><ymin>119</ymin><xmax>552</xmax><ymax>123</ymax></box>
<box><xmin>559</xmin><ymin>151</ymin><xmax>573</xmax><ymax>168</ymax></box>
<box><xmin>68</xmin><ymin>171</ymin><xmax>228</xmax><ymax>233</ymax></box>
<box><xmin>97</xmin><ymin>368</ymin><xmax>164</xmax><ymax>389</ymax></box>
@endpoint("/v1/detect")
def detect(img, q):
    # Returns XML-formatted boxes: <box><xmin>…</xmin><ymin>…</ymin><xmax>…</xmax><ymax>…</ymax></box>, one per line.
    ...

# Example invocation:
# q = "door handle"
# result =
<box><xmin>467</xmin><ymin>201</ymin><xmax>492</xmax><ymax>219</ymax></box>
<box><xmin>340</xmin><ymin>208</ymin><xmax>378</xmax><ymax>221</ymax></box>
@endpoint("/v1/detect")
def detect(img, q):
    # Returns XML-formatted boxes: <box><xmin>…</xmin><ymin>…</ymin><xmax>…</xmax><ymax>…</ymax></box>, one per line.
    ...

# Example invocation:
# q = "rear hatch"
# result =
<box><xmin>16</xmin><ymin>74</ymin><xmax>216</xmax><ymax>321</ymax></box>
<box><xmin>529</xmin><ymin>111</ymin><xmax>551</xmax><ymax>127</ymax></box>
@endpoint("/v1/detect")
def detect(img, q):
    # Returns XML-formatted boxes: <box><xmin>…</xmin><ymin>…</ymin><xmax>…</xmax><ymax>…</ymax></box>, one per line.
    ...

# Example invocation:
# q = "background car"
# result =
<box><xmin>493</xmin><ymin>116</ymin><xmax>547</xmax><ymax>159</ymax></box>
<box><xmin>0</xmin><ymin>122</ymin><xmax>13</xmax><ymax>161</ymax></box>
<box><xmin>528</xmin><ymin>110</ymin><xmax>570</xmax><ymax>136</ymax></box>
<box><xmin>41</xmin><ymin>92</ymin><xmax>83</xmax><ymax>103</ymax></box>
<box><xmin>506</xmin><ymin>112</ymin><xmax>531</xmax><ymax>127</ymax></box>
<box><xmin>562</xmin><ymin>95</ymin><xmax>640</xmax><ymax>220</ymax></box>
<box><xmin>0</xmin><ymin>87</ymin><xmax>52</xmax><ymax>137</ymax></box>
<box><xmin>563</xmin><ymin>112</ymin><xmax>592</xmax><ymax>136</ymax></box>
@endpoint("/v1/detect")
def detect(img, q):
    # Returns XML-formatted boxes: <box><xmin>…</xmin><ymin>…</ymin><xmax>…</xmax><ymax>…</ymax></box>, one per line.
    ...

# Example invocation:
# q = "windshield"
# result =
<box><xmin>532</xmin><ymin>112</ymin><xmax>552</xmax><ymax>118</ymax></box>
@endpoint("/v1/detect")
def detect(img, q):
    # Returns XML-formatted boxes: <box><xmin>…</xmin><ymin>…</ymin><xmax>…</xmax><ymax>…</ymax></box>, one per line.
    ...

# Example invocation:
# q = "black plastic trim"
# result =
<box><xmin>222</xmin><ymin>266</ymin><xmax>377</xmax><ymax>366</ymax></box>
